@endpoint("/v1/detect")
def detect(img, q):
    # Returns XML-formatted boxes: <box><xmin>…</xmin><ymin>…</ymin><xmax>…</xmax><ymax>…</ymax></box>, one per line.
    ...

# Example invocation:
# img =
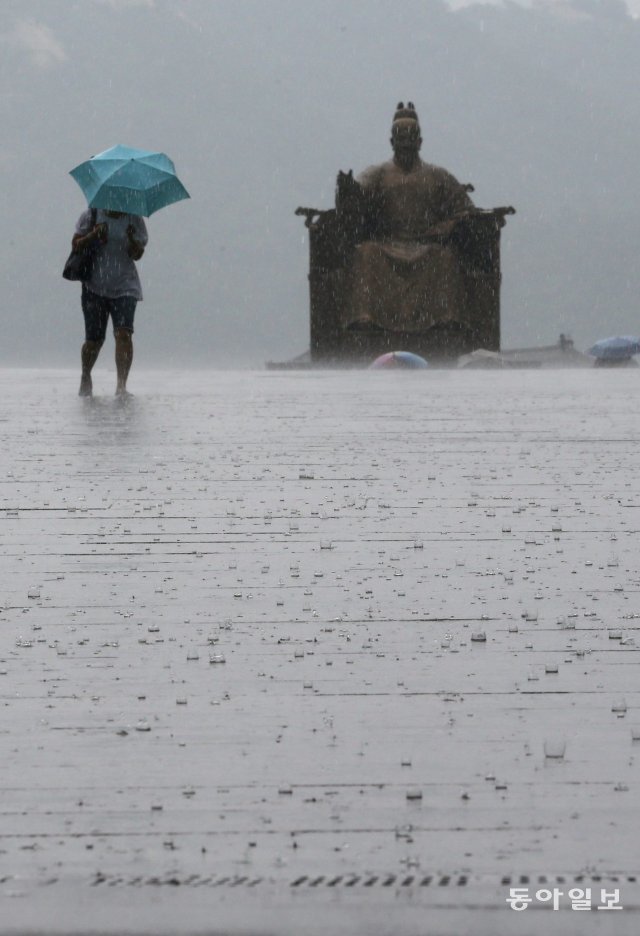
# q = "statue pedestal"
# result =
<box><xmin>298</xmin><ymin>205</ymin><xmax>513</xmax><ymax>364</ymax></box>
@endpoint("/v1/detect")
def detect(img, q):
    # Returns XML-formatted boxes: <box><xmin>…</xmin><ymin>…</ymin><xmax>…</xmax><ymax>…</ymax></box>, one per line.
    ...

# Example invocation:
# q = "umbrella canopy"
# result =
<box><xmin>70</xmin><ymin>144</ymin><xmax>190</xmax><ymax>217</ymax></box>
<box><xmin>587</xmin><ymin>336</ymin><xmax>640</xmax><ymax>360</ymax></box>
<box><xmin>369</xmin><ymin>351</ymin><xmax>428</xmax><ymax>369</ymax></box>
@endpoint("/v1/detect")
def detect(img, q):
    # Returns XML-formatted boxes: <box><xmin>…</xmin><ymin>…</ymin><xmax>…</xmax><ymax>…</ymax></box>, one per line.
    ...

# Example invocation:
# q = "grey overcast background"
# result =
<box><xmin>2</xmin><ymin>0</ymin><xmax>640</xmax><ymax>367</ymax></box>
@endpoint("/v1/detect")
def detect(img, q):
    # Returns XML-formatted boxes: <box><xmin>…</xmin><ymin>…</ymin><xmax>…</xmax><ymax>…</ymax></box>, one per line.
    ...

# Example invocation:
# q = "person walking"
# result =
<box><xmin>72</xmin><ymin>208</ymin><xmax>147</xmax><ymax>397</ymax></box>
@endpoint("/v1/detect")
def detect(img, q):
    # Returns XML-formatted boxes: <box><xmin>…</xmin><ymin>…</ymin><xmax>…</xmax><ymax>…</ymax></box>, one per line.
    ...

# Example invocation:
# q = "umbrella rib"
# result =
<box><xmin>99</xmin><ymin>164</ymin><xmax>179</xmax><ymax>186</ymax></box>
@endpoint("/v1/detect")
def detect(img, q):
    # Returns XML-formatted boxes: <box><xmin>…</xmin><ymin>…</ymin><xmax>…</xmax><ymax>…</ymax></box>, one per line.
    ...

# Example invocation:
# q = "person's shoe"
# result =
<box><xmin>78</xmin><ymin>374</ymin><xmax>92</xmax><ymax>397</ymax></box>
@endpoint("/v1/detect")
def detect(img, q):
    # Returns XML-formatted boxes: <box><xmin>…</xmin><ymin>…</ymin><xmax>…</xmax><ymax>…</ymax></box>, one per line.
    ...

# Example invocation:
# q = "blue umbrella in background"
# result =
<box><xmin>369</xmin><ymin>351</ymin><xmax>429</xmax><ymax>369</ymax></box>
<box><xmin>587</xmin><ymin>336</ymin><xmax>640</xmax><ymax>360</ymax></box>
<box><xmin>70</xmin><ymin>144</ymin><xmax>190</xmax><ymax>217</ymax></box>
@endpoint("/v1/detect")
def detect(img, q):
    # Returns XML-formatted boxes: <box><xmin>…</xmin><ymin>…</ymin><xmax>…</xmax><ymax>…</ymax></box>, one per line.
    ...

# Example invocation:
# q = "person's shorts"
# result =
<box><xmin>81</xmin><ymin>285</ymin><xmax>137</xmax><ymax>342</ymax></box>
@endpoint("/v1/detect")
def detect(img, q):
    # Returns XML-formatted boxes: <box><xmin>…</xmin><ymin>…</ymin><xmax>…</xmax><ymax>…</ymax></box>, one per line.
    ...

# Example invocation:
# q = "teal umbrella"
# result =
<box><xmin>70</xmin><ymin>144</ymin><xmax>190</xmax><ymax>217</ymax></box>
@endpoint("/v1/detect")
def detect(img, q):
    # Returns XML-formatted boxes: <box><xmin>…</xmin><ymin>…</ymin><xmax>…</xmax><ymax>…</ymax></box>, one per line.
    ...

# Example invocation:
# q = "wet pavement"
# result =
<box><xmin>1</xmin><ymin>366</ymin><xmax>639</xmax><ymax>935</ymax></box>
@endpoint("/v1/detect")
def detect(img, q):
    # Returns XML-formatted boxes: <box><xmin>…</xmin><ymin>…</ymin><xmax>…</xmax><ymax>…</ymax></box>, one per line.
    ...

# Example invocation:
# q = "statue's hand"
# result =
<box><xmin>421</xmin><ymin>217</ymin><xmax>460</xmax><ymax>242</ymax></box>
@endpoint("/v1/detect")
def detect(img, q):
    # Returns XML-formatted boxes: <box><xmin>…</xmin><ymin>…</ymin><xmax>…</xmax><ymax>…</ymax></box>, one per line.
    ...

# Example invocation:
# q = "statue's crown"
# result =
<box><xmin>393</xmin><ymin>101</ymin><xmax>419</xmax><ymax>125</ymax></box>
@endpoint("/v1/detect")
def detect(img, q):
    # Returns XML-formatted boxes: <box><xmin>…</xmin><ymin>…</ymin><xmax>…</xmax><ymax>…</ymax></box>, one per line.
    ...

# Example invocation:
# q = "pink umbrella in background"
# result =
<box><xmin>369</xmin><ymin>351</ymin><xmax>428</xmax><ymax>369</ymax></box>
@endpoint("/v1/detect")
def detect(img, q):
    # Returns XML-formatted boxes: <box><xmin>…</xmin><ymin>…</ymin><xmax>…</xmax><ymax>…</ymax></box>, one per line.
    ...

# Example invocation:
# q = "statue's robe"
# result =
<box><xmin>346</xmin><ymin>159</ymin><xmax>474</xmax><ymax>333</ymax></box>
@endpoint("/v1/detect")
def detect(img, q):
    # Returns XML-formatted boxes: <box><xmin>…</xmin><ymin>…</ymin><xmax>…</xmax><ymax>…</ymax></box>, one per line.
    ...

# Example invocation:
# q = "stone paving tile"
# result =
<box><xmin>1</xmin><ymin>367</ymin><xmax>639</xmax><ymax>934</ymax></box>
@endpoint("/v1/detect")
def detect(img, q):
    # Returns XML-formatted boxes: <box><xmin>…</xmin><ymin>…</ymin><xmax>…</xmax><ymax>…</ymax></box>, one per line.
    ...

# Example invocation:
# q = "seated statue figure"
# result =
<box><xmin>296</xmin><ymin>101</ymin><xmax>514</xmax><ymax>361</ymax></box>
<box><xmin>344</xmin><ymin>102</ymin><xmax>475</xmax><ymax>334</ymax></box>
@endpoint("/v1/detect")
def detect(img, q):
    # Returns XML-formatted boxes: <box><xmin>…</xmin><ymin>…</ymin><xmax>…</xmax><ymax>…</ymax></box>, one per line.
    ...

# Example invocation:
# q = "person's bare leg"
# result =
<box><xmin>79</xmin><ymin>340</ymin><xmax>103</xmax><ymax>396</ymax></box>
<box><xmin>114</xmin><ymin>328</ymin><xmax>133</xmax><ymax>395</ymax></box>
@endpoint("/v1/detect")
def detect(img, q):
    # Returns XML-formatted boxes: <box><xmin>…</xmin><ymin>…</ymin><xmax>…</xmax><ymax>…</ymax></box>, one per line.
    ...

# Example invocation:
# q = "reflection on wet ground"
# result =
<box><xmin>1</xmin><ymin>366</ymin><xmax>639</xmax><ymax>935</ymax></box>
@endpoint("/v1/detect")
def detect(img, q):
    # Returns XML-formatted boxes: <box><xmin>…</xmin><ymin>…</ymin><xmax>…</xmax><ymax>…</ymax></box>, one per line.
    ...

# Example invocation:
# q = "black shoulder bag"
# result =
<box><xmin>62</xmin><ymin>208</ymin><xmax>98</xmax><ymax>281</ymax></box>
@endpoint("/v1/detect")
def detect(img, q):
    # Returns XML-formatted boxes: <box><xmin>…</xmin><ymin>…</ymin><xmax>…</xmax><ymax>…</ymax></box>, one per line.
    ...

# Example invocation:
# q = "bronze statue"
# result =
<box><xmin>296</xmin><ymin>102</ymin><xmax>514</xmax><ymax>362</ymax></box>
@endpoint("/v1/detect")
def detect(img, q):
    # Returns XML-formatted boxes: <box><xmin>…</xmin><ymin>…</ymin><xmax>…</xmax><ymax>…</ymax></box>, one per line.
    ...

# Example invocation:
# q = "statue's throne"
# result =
<box><xmin>297</xmin><ymin>175</ymin><xmax>514</xmax><ymax>363</ymax></box>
